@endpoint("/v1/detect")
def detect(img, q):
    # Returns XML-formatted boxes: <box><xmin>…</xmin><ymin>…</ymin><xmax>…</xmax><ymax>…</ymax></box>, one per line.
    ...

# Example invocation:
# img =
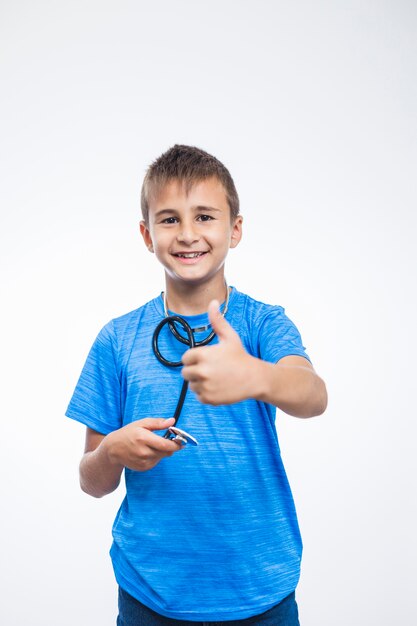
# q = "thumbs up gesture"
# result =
<box><xmin>181</xmin><ymin>300</ymin><xmax>258</xmax><ymax>405</ymax></box>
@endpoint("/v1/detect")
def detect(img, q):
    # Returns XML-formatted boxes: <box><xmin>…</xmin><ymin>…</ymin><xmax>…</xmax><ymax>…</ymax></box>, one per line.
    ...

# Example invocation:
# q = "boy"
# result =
<box><xmin>66</xmin><ymin>144</ymin><xmax>327</xmax><ymax>625</ymax></box>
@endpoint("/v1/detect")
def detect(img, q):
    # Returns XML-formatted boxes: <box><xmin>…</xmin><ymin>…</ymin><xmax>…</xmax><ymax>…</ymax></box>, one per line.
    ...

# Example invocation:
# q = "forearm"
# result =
<box><xmin>79</xmin><ymin>434</ymin><xmax>124</xmax><ymax>498</ymax></box>
<box><xmin>250</xmin><ymin>357</ymin><xmax>328</xmax><ymax>418</ymax></box>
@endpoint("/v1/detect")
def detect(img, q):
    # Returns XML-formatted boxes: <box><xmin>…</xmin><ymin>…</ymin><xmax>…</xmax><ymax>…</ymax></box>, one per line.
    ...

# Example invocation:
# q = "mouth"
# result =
<box><xmin>171</xmin><ymin>251</ymin><xmax>208</xmax><ymax>264</ymax></box>
<box><xmin>173</xmin><ymin>252</ymin><xmax>208</xmax><ymax>258</ymax></box>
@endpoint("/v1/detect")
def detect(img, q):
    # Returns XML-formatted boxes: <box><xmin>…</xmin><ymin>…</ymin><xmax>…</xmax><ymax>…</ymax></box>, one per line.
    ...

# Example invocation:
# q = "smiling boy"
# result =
<box><xmin>66</xmin><ymin>144</ymin><xmax>327</xmax><ymax>625</ymax></box>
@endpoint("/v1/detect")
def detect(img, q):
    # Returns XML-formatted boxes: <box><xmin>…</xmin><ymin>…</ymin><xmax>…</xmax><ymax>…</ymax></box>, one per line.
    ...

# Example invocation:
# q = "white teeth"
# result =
<box><xmin>176</xmin><ymin>252</ymin><xmax>204</xmax><ymax>258</ymax></box>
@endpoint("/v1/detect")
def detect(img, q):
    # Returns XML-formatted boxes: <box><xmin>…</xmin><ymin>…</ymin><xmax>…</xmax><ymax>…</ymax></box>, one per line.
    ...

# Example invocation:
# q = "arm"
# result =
<box><xmin>181</xmin><ymin>301</ymin><xmax>327</xmax><ymax>418</ymax></box>
<box><xmin>80</xmin><ymin>418</ymin><xmax>182</xmax><ymax>498</ymax></box>
<box><xmin>245</xmin><ymin>354</ymin><xmax>327</xmax><ymax>418</ymax></box>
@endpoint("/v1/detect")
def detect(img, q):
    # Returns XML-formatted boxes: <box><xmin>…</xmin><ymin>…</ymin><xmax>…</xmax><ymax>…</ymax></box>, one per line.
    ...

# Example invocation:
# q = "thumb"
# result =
<box><xmin>208</xmin><ymin>299</ymin><xmax>237</xmax><ymax>342</ymax></box>
<box><xmin>137</xmin><ymin>417</ymin><xmax>175</xmax><ymax>431</ymax></box>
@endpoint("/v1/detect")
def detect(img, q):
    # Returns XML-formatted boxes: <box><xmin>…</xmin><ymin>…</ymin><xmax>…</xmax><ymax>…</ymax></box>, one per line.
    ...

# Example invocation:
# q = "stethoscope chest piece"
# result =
<box><xmin>167</xmin><ymin>426</ymin><xmax>199</xmax><ymax>446</ymax></box>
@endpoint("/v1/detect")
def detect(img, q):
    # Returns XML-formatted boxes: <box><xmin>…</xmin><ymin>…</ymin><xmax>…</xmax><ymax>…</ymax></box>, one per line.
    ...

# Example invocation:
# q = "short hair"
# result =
<box><xmin>140</xmin><ymin>144</ymin><xmax>240</xmax><ymax>224</ymax></box>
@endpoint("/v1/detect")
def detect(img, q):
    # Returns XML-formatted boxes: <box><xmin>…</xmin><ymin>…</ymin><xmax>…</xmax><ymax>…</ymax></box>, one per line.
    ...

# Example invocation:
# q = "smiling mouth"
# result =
<box><xmin>173</xmin><ymin>252</ymin><xmax>208</xmax><ymax>258</ymax></box>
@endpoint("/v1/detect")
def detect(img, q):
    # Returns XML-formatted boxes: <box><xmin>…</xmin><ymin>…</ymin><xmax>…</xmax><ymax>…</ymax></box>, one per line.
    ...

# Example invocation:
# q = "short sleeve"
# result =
<box><xmin>65</xmin><ymin>321</ymin><xmax>122</xmax><ymax>434</ymax></box>
<box><xmin>256</xmin><ymin>306</ymin><xmax>311</xmax><ymax>365</ymax></box>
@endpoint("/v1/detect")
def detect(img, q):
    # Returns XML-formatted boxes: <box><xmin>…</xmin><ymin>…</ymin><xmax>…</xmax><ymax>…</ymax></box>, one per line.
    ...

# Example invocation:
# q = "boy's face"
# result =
<box><xmin>140</xmin><ymin>176</ymin><xmax>242</xmax><ymax>289</ymax></box>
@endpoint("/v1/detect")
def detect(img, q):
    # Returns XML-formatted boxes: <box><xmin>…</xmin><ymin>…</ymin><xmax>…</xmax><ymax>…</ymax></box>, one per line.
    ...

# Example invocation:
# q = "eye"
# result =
<box><xmin>161</xmin><ymin>216</ymin><xmax>178</xmax><ymax>224</ymax></box>
<box><xmin>197</xmin><ymin>214</ymin><xmax>214</xmax><ymax>222</ymax></box>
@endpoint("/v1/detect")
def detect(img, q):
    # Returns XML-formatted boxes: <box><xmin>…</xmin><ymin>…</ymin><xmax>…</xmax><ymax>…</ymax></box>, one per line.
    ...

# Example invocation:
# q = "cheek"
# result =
<box><xmin>153</xmin><ymin>244</ymin><xmax>169</xmax><ymax>260</ymax></box>
<box><xmin>151</xmin><ymin>232</ymin><xmax>170</xmax><ymax>251</ymax></box>
<box><xmin>212</xmin><ymin>229</ymin><xmax>233</xmax><ymax>250</ymax></box>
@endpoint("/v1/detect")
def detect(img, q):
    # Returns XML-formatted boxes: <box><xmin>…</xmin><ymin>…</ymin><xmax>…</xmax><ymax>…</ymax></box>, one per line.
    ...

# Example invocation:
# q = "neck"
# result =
<box><xmin>164</xmin><ymin>275</ymin><xmax>228</xmax><ymax>316</ymax></box>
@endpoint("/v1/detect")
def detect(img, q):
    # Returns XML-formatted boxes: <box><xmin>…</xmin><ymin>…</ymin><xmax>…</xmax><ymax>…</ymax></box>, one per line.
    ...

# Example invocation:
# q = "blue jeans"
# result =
<box><xmin>117</xmin><ymin>587</ymin><xmax>300</xmax><ymax>626</ymax></box>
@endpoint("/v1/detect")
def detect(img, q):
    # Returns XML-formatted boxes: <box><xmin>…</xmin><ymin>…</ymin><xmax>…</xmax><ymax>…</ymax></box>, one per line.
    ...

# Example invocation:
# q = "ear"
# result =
<box><xmin>229</xmin><ymin>215</ymin><xmax>243</xmax><ymax>249</ymax></box>
<box><xmin>140</xmin><ymin>220</ymin><xmax>154</xmax><ymax>253</ymax></box>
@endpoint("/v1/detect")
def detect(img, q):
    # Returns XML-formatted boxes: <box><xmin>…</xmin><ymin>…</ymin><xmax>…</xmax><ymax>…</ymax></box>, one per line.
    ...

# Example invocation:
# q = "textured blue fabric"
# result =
<box><xmin>117</xmin><ymin>586</ymin><xmax>300</xmax><ymax>625</ymax></box>
<box><xmin>66</xmin><ymin>287</ymin><xmax>311</xmax><ymax>621</ymax></box>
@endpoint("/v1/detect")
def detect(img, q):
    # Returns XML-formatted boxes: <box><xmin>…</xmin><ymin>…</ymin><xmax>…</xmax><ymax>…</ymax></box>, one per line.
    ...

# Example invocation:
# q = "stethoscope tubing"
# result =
<box><xmin>152</xmin><ymin>315</ymin><xmax>195</xmax><ymax>367</ymax></box>
<box><xmin>152</xmin><ymin>314</ymin><xmax>215</xmax><ymax>439</ymax></box>
<box><xmin>153</xmin><ymin>285</ymin><xmax>229</xmax><ymax>443</ymax></box>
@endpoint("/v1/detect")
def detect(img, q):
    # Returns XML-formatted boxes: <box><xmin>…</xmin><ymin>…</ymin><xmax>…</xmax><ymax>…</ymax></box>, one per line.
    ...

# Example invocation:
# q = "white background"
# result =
<box><xmin>1</xmin><ymin>1</ymin><xmax>416</xmax><ymax>624</ymax></box>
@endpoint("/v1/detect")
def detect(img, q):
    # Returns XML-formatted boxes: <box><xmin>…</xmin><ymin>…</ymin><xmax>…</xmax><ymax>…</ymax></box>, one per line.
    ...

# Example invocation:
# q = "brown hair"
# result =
<box><xmin>140</xmin><ymin>144</ymin><xmax>240</xmax><ymax>224</ymax></box>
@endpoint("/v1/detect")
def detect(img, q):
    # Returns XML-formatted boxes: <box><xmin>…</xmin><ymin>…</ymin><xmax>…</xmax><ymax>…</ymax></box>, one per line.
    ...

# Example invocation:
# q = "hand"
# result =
<box><xmin>105</xmin><ymin>417</ymin><xmax>183</xmax><ymax>472</ymax></box>
<box><xmin>181</xmin><ymin>300</ymin><xmax>258</xmax><ymax>405</ymax></box>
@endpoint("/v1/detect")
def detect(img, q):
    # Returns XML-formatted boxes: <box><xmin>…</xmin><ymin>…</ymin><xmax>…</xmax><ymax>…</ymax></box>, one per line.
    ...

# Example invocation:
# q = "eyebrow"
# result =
<box><xmin>154</xmin><ymin>205</ymin><xmax>221</xmax><ymax>218</ymax></box>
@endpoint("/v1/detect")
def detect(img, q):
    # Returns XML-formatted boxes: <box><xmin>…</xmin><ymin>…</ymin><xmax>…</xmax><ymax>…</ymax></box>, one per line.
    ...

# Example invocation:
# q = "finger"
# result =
<box><xmin>188</xmin><ymin>380</ymin><xmax>203</xmax><ymax>396</ymax></box>
<box><xmin>208</xmin><ymin>300</ymin><xmax>237</xmax><ymax>342</ymax></box>
<box><xmin>135</xmin><ymin>417</ymin><xmax>175</xmax><ymax>431</ymax></box>
<box><xmin>188</xmin><ymin>383</ymin><xmax>212</xmax><ymax>405</ymax></box>
<box><xmin>181</xmin><ymin>364</ymin><xmax>203</xmax><ymax>382</ymax></box>
<box><xmin>141</xmin><ymin>428</ymin><xmax>183</xmax><ymax>453</ymax></box>
<box><xmin>182</xmin><ymin>347</ymin><xmax>204</xmax><ymax>366</ymax></box>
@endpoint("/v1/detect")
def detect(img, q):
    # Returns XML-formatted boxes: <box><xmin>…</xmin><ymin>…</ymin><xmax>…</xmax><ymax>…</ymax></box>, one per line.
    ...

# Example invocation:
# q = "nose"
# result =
<box><xmin>176</xmin><ymin>220</ymin><xmax>200</xmax><ymax>245</ymax></box>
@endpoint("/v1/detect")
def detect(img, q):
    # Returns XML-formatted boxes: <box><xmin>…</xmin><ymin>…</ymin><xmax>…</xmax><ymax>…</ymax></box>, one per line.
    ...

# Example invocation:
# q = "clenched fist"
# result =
<box><xmin>181</xmin><ymin>300</ymin><xmax>260</xmax><ymax>405</ymax></box>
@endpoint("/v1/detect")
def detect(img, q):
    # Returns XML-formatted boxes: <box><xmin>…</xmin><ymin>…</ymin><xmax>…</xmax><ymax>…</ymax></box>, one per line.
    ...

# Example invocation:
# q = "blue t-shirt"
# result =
<box><xmin>66</xmin><ymin>287</ymin><xmax>311</xmax><ymax>621</ymax></box>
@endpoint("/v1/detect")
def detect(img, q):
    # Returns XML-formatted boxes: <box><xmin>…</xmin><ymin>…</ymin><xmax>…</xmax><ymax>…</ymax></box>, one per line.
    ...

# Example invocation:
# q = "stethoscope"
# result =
<box><xmin>152</xmin><ymin>284</ymin><xmax>230</xmax><ymax>446</ymax></box>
